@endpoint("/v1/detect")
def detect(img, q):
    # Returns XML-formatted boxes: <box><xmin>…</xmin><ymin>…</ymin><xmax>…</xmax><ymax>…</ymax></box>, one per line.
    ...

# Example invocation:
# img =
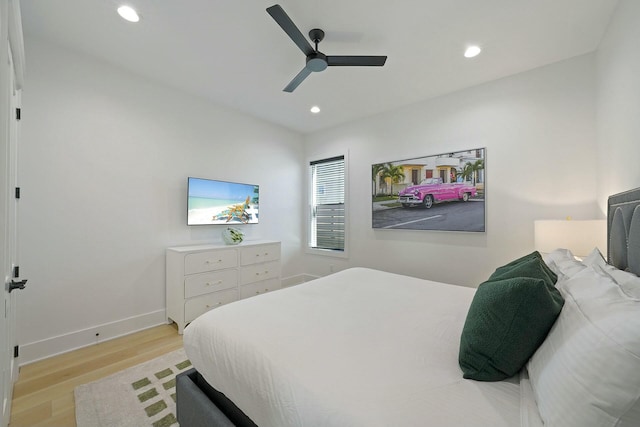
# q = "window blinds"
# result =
<box><xmin>310</xmin><ymin>156</ymin><xmax>345</xmax><ymax>251</ymax></box>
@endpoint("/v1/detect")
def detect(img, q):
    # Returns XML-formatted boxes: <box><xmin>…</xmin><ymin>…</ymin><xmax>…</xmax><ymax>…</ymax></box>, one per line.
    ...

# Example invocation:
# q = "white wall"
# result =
<box><xmin>596</xmin><ymin>0</ymin><xmax>640</xmax><ymax>209</ymax></box>
<box><xmin>18</xmin><ymin>38</ymin><xmax>305</xmax><ymax>362</ymax></box>
<box><xmin>304</xmin><ymin>54</ymin><xmax>600</xmax><ymax>286</ymax></box>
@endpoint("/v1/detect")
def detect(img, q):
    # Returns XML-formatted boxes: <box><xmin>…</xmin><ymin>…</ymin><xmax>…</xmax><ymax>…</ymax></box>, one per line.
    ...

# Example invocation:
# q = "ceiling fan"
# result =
<box><xmin>266</xmin><ymin>4</ymin><xmax>387</xmax><ymax>93</ymax></box>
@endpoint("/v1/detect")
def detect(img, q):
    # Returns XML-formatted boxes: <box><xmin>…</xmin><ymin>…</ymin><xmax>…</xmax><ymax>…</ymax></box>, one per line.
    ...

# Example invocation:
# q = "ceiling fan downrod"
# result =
<box><xmin>309</xmin><ymin>28</ymin><xmax>325</xmax><ymax>52</ymax></box>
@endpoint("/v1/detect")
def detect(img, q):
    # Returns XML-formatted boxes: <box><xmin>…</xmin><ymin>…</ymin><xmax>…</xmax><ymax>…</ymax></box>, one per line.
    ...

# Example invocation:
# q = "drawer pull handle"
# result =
<box><xmin>255</xmin><ymin>291</ymin><xmax>261</xmax><ymax>294</ymax></box>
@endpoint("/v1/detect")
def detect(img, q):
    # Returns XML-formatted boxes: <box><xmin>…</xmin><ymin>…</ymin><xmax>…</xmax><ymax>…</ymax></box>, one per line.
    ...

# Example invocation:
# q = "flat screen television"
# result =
<box><xmin>187</xmin><ymin>177</ymin><xmax>259</xmax><ymax>225</ymax></box>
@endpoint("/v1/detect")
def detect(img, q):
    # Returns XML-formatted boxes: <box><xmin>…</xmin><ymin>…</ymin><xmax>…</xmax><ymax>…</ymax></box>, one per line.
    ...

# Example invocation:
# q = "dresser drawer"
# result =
<box><xmin>240</xmin><ymin>261</ymin><xmax>280</xmax><ymax>285</ymax></box>
<box><xmin>184</xmin><ymin>288</ymin><xmax>238</xmax><ymax>324</ymax></box>
<box><xmin>240</xmin><ymin>243</ymin><xmax>280</xmax><ymax>266</ymax></box>
<box><xmin>239</xmin><ymin>278</ymin><xmax>281</xmax><ymax>300</ymax></box>
<box><xmin>184</xmin><ymin>249</ymin><xmax>237</xmax><ymax>274</ymax></box>
<box><xmin>184</xmin><ymin>269</ymin><xmax>238</xmax><ymax>299</ymax></box>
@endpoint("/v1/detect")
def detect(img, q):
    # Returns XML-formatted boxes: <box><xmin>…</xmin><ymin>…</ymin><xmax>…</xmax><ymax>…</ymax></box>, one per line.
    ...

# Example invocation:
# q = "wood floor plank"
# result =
<box><xmin>9</xmin><ymin>324</ymin><xmax>182</xmax><ymax>427</ymax></box>
<box><xmin>8</xmin><ymin>400</ymin><xmax>50</xmax><ymax>427</ymax></box>
<box><xmin>14</xmin><ymin>336</ymin><xmax>179</xmax><ymax>398</ymax></box>
<box><xmin>17</xmin><ymin>326</ymin><xmax>178</xmax><ymax>382</ymax></box>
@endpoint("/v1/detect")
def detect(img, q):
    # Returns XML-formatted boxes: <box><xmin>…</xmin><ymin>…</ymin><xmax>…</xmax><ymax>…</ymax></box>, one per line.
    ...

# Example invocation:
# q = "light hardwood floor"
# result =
<box><xmin>9</xmin><ymin>324</ymin><xmax>183</xmax><ymax>427</ymax></box>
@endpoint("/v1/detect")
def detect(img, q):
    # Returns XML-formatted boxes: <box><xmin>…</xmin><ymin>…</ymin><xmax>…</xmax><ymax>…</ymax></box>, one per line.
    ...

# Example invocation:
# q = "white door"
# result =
<box><xmin>1</xmin><ymin>1</ymin><xmax>25</xmax><ymax>425</ymax></box>
<box><xmin>2</xmin><ymin>44</ymin><xmax>23</xmax><ymax>427</ymax></box>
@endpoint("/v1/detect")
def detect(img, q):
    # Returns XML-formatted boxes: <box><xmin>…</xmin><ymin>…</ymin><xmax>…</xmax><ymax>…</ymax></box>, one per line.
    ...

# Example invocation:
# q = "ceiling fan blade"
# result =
<box><xmin>283</xmin><ymin>67</ymin><xmax>312</xmax><ymax>93</ymax></box>
<box><xmin>267</xmin><ymin>5</ymin><xmax>314</xmax><ymax>57</ymax></box>
<box><xmin>327</xmin><ymin>56</ymin><xmax>387</xmax><ymax>66</ymax></box>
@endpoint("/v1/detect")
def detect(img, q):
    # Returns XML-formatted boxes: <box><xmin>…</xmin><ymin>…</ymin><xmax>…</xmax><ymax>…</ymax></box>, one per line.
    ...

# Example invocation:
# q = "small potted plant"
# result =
<box><xmin>222</xmin><ymin>227</ymin><xmax>244</xmax><ymax>245</ymax></box>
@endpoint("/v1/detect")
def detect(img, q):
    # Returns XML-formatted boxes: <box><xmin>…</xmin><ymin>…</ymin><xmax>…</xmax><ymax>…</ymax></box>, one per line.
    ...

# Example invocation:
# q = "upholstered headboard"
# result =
<box><xmin>608</xmin><ymin>187</ymin><xmax>640</xmax><ymax>276</ymax></box>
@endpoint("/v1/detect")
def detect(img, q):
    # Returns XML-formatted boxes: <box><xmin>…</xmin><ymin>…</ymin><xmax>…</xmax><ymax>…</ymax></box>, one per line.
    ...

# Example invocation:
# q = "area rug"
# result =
<box><xmin>74</xmin><ymin>348</ymin><xmax>192</xmax><ymax>427</ymax></box>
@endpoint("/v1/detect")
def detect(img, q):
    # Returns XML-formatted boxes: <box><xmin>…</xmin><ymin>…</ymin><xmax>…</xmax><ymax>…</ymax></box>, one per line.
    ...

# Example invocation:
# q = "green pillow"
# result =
<box><xmin>489</xmin><ymin>252</ymin><xmax>557</xmax><ymax>287</ymax></box>
<box><xmin>459</xmin><ymin>274</ymin><xmax>564</xmax><ymax>381</ymax></box>
<box><xmin>492</xmin><ymin>251</ymin><xmax>541</xmax><ymax>272</ymax></box>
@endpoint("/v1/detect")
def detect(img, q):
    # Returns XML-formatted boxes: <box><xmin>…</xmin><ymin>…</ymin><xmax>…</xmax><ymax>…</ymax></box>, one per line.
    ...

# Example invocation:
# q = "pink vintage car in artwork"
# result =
<box><xmin>398</xmin><ymin>177</ymin><xmax>477</xmax><ymax>208</ymax></box>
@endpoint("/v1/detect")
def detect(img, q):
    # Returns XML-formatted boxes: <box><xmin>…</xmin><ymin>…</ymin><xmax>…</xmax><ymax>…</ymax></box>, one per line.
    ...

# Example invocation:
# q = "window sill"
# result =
<box><xmin>305</xmin><ymin>247</ymin><xmax>349</xmax><ymax>259</ymax></box>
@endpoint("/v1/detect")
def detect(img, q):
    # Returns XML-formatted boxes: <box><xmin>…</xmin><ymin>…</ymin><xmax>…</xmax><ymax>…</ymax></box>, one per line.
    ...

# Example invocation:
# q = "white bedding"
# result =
<box><xmin>183</xmin><ymin>267</ymin><xmax>538</xmax><ymax>427</ymax></box>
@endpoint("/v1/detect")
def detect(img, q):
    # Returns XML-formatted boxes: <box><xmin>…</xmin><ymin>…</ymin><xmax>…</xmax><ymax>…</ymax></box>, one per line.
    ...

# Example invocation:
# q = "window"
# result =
<box><xmin>309</xmin><ymin>155</ymin><xmax>346</xmax><ymax>253</ymax></box>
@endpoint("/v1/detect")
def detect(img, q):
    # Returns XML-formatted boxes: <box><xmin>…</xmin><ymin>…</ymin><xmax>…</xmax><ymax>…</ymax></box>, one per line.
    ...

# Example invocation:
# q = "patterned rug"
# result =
<box><xmin>74</xmin><ymin>348</ymin><xmax>191</xmax><ymax>427</ymax></box>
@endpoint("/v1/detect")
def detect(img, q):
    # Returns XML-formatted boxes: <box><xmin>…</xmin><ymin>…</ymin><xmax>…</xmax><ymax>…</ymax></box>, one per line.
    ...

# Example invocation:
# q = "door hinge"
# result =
<box><xmin>16</xmin><ymin>108</ymin><xmax>21</xmax><ymax>121</ymax></box>
<box><xmin>13</xmin><ymin>265</ymin><xmax>19</xmax><ymax>278</ymax></box>
<box><xmin>15</xmin><ymin>187</ymin><xmax>20</xmax><ymax>199</ymax></box>
<box><xmin>14</xmin><ymin>346</ymin><xmax>19</xmax><ymax>358</ymax></box>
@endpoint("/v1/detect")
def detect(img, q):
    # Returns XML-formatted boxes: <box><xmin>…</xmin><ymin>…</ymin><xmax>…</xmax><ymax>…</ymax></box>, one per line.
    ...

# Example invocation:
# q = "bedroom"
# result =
<box><xmin>1</xmin><ymin>0</ymin><xmax>640</xmax><ymax>425</ymax></box>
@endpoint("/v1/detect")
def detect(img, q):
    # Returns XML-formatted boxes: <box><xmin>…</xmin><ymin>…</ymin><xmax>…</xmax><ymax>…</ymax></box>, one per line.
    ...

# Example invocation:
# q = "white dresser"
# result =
<box><xmin>166</xmin><ymin>240</ymin><xmax>281</xmax><ymax>333</ymax></box>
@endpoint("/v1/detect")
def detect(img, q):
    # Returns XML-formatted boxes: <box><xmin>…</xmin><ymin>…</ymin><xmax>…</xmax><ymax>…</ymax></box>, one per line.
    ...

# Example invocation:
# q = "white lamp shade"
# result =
<box><xmin>534</xmin><ymin>220</ymin><xmax>607</xmax><ymax>258</ymax></box>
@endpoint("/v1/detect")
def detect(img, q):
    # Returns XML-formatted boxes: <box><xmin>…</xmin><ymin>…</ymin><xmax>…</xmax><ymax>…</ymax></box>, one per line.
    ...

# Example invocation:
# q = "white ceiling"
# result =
<box><xmin>20</xmin><ymin>0</ymin><xmax>618</xmax><ymax>134</ymax></box>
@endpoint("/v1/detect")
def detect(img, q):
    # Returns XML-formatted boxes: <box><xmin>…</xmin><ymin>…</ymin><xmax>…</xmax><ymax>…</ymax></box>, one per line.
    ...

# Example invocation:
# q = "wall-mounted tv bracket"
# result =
<box><xmin>9</xmin><ymin>279</ymin><xmax>27</xmax><ymax>293</ymax></box>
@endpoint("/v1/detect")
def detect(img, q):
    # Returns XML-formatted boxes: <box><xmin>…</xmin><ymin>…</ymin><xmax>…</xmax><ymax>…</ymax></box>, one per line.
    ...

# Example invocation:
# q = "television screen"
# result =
<box><xmin>187</xmin><ymin>177</ymin><xmax>259</xmax><ymax>225</ymax></box>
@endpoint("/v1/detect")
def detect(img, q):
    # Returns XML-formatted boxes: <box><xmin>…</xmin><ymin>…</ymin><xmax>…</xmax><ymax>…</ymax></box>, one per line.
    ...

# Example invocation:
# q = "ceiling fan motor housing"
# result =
<box><xmin>306</xmin><ymin>52</ymin><xmax>328</xmax><ymax>72</ymax></box>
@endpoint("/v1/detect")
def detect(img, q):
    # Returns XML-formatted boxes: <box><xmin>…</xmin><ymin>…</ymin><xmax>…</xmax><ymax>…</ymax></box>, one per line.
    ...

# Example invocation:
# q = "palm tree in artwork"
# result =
<box><xmin>471</xmin><ymin>159</ymin><xmax>484</xmax><ymax>185</ymax></box>
<box><xmin>381</xmin><ymin>163</ymin><xmax>405</xmax><ymax>195</ymax></box>
<box><xmin>457</xmin><ymin>162</ymin><xmax>474</xmax><ymax>183</ymax></box>
<box><xmin>372</xmin><ymin>163</ymin><xmax>385</xmax><ymax>196</ymax></box>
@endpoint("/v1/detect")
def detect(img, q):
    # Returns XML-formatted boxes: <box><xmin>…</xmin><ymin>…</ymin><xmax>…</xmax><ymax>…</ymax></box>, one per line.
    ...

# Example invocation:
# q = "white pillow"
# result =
<box><xmin>527</xmin><ymin>266</ymin><xmax>640</xmax><ymax>427</ymax></box>
<box><xmin>543</xmin><ymin>248</ymin><xmax>586</xmax><ymax>283</ymax></box>
<box><xmin>542</xmin><ymin>248</ymin><xmax>575</xmax><ymax>265</ymax></box>
<box><xmin>594</xmin><ymin>263</ymin><xmax>640</xmax><ymax>300</ymax></box>
<box><xmin>582</xmin><ymin>247</ymin><xmax>607</xmax><ymax>269</ymax></box>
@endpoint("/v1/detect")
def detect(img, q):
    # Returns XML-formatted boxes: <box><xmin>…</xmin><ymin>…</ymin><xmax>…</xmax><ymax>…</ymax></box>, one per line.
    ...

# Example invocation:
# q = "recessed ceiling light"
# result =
<box><xmin>310</xmin><ymin>106</ymin><xmax>321</xmax><ymax>114</ymax></box>
<box><xmin>464</xmin><ymin>45</ymin><xmax>482</xmax><ymax>58</ymax></box>
<box><xmin>117</xmin><ymin>5</ymin><xmax>140</xmax><ymax>23</ymax></box>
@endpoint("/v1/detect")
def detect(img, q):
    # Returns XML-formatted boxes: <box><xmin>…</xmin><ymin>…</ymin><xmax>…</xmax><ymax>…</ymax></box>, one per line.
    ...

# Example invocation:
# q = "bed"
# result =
<box><xmin>177</xmin><ymin>187</ymin><xmax>640</xmax><ymax>427</ymax></box>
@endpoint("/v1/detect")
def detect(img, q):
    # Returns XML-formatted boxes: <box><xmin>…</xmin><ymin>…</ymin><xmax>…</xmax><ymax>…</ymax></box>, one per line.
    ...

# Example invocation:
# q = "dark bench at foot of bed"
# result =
<box><xmin>176</xmin><ymin>368</ymin><xmax>258</xmax><ymax>427</ymax></box>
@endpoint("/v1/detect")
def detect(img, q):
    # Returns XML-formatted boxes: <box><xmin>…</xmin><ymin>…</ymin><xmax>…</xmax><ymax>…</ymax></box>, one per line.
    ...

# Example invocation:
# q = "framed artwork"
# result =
<box><xmin>372</xmin><ymin>148</ymin><xmax>485</xmax><ymax>232</ymax></box>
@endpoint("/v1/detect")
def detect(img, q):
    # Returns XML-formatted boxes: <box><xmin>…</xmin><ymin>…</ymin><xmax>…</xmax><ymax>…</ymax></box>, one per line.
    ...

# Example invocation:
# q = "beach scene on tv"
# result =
<box><xmin>188</xmin><ymin>178</ymin><xmax>259</xmax><ymax>225</ymax></box>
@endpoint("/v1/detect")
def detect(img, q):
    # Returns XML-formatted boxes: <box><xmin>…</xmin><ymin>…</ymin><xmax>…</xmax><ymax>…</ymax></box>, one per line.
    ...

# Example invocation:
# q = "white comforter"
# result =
<box><xmin>184</xmin><ymin>267</ymin><xmax>538</xmax><ymax>427</ymax></box>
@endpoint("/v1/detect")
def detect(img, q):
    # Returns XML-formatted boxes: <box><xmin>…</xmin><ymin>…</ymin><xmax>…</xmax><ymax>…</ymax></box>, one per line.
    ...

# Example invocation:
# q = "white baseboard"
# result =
<box><xmin>19</xmin><ymin>309</ymin><xmax>167</xmax><ymax>366</ymax></box>
<box><xmin>282</xmin><ymin>273</ymin><xmax>319</xmax><ymax>287</ymax></box>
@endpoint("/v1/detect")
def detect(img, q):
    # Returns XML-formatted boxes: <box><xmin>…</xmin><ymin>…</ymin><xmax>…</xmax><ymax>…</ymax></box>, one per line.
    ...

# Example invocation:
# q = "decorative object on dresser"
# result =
<box><xmin>222</xmin><ymin>227</ymin><xmax>244</xmax><ymax>245</ymax></box>
<box><xmin>166</xmin><ymin>241</ymin><xmax>281</xmax><ymax>334</ymax></box>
